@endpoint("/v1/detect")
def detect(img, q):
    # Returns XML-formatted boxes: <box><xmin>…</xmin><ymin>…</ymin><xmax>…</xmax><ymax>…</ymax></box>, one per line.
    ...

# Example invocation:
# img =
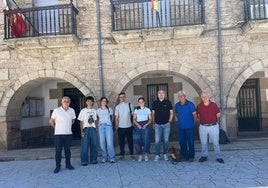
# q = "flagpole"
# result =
<box><xmin>156</xmin><ymin>11</ymin><xmax>161</xmax><ymax>27</ymax></box>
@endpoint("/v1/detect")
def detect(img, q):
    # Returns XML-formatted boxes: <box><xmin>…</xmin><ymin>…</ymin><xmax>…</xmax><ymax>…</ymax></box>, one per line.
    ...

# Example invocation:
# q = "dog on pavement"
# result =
<box><xmin>168</xmin><ymin>146</ymin><xmax>183</xmax><ymax>164</ymax></box>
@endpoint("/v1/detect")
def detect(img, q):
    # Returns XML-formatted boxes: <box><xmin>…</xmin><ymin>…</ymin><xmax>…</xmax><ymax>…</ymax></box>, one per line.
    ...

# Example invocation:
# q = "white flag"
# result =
<box><xmin>0</xmin><ymin>0</ymin><xmax>9</xmax><ymax>10</ymax></box>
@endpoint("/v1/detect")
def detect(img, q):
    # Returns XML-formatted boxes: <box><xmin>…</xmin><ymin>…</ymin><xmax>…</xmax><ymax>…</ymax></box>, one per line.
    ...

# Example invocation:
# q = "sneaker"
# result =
<box><xmin>199</xmin><ymin>156</ymin><xmax>208</xmax><ymax>162</ymax></box>
<box><xmin>101</xmin><ymin>159</ymin><xmax>106</xmax><ymax>163</ymax></box>
<box><xmin>154</xmin><ymin>155</ymin><xmax>160</xmax><ymax>162</ymax></box>
<box><xmin>110</xmin><ymin>159</ymin><xmax>116</xmax><ymax>163</ymax></box>
<box><xmin>138</xmin><ymin>155</ymin><xmax>142</xmax><ymax>162</ymax></box>
<box><xmin>163</xmin><ymin>154</ymin><xmax>169</xmax><ymax>161</ymax></box>
<box><xmin>130</xmin><ymin>155</ymin><xmax>136</xmax><ymax>161</ymax></box>
<box><xmin>119</xmin><ymin>155</ymin><xmax>124</xmax><ymax>160</ymax></box>
<box><xmin>216</xmin><ymin>158</ymin><xmax>224</xmax><ymax>163</ymax></box>
<box><xmin>144</xmin><ymin>155</ymin><xmax>149</xmax><ymax>162</ymax></box>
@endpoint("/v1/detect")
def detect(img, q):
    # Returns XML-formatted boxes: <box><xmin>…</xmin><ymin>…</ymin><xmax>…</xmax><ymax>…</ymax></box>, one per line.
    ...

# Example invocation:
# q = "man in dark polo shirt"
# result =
<box><xmin>152</xmin><ymin>89</ymin><xmax>173</xmax><ymax>162</ymax></box>
<box><xmin>196</xmin><ymin>91</ymin><xmax>224</xmax><ymax>163</ymax></box>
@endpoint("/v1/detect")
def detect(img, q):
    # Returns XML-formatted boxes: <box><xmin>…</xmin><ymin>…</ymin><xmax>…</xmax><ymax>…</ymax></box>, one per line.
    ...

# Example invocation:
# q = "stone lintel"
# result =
<box><xmin>4</xmin><ymin>35</ymin><xmax>80</xmax><ymax>50</ymax></box>
<box><xmin>242</xmin><ymin>21</ymin><xmax>268</xmax><ymax>34</ymax></box>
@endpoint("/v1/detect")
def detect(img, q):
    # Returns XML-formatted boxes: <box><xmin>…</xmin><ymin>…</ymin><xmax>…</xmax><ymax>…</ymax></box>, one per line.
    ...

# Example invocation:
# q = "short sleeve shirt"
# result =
<box><xmin>97</xmin><ymin>107</ymin><xmax>113</xmax><ymax>125</ymax></box>
<box><xmin>196</xmin><ymin>101</ymin><xmax>220</xmax><ymax>124</ymax></box>
<box><xmin>152</xmin><ymin>99</ymin><xmax>173</xmax><ymax>124</ymax></box>
<box><xmin>78</xmin><ymin>108</ymin><xmax>97</xmax><ymax>128</ymax></box>
<box><xmin>51</xmin><ymin>106</ymin><xmax>76</xmax><ymax>135</ymax></box>
<box><xmin>175</xmin><ymin>100</ymin><xmax>196</xmax><ymax>129</ymax></box>
<box><xmin>134</xmin><ymin>107</ymin><xmax>151</xmax><ymax>122</ymax></box>
<box><xmin>115</xmin><ymin>102</ymin><xmax>133</xmax><ymax>128</ymax></box>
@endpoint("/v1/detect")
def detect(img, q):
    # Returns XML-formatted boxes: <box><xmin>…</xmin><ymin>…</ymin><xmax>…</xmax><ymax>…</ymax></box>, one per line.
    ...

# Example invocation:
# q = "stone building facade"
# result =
<box><xmin>0</xmin><ymin>0</ymin><xmax>268</xmax><ymax>150</ymax></box>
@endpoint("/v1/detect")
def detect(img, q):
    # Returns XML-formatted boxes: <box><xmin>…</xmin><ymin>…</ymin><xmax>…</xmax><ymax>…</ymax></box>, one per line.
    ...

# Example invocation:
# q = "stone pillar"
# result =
<box><xmin>7</xmin><ymin>119</ymin><xmax>22</xmax><ymax>150</ymax></box>
<box><xmin>0</xmin><ymin>121</ymin><xmax>8</xmax><ymax>151</ymax></box>
<box><xmin>225</xmin><ymin>108</ymin><xmax>238</xmax><ymax>139</ymax></box>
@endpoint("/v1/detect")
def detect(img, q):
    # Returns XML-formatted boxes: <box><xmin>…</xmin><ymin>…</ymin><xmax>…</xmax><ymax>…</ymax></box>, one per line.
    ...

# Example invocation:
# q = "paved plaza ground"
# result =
<box><xmin>0</xmin><ymin>139</ymin><xmax>268</xmax><ymax>188</ymax></box>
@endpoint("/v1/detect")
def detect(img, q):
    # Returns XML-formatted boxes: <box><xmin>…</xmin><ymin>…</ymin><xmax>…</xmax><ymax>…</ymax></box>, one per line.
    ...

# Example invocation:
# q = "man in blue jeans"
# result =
<box><xmin>152</xmin><ymin>89</ymin><xmax>173</xmax><ymax>162</ymax></box>
<box><xmin>49</xmin><ymin>96</ymin><xmax>76</xmax><ymax>174</ymax></box>
<box><xmin>175</xmin><ymin>90</ymin><xmax>197</xmax><ymax>162</ymax></box>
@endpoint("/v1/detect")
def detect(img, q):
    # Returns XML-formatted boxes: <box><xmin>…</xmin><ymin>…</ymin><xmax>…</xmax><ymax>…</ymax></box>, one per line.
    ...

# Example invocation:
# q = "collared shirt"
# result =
<box><xmin>51</xmin><ymin>106</ymin><xmax>76</xmax><ymax>135</ymax></box>
<box><xmin>152</xmin><ymin>99</ymin><xmax>173</xmax><ymax>124</ymax></box>
<box><xmin>175</xmin><ymin>100</ymin><xmax>196</xmax><ymax>129</ymax></box>
<box><xmin>196</xmin><ymin>101</ymin><xmax>220</xmax><ymax>124</ymax></box>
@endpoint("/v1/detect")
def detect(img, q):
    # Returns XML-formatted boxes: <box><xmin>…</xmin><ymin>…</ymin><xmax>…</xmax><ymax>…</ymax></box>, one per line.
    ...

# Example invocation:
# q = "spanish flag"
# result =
<box><xmin>151</xmin><ymin>0</ymin><xmax>159</xmax><ymax>12</ymax></box>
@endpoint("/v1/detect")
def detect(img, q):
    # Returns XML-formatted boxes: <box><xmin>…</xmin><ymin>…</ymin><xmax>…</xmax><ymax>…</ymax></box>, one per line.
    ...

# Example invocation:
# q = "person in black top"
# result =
<box><xmin>152</xmin><ymin>89</ymin><xmax>174</xmax><ymax>162</ymax></box>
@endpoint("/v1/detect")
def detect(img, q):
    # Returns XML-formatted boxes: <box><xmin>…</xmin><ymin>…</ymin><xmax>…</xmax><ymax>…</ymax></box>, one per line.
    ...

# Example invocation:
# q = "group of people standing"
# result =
<box><xmin>49</xmin><ymin>89</ymin><xmax>224</xmax><ymax>174</ymax></box>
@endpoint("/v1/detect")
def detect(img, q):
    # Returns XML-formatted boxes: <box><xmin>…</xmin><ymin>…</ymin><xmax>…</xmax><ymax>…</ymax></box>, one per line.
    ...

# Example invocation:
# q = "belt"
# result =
<box><xmin>84</xmin><ymin>127</ymin><xmax>95</xmax><ymax>129</ymax></box>
<box><xmin>202</xmin><ymin>123</ymin><xmax>217</xmax><ymax>126</ymax></box>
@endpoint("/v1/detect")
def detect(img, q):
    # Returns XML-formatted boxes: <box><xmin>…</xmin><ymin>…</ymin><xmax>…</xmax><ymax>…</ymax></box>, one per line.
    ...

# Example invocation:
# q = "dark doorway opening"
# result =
<box><xmin>237</xmin><ymin>79</ymin><xmax>261</xmax><ymax>132</ymax></box>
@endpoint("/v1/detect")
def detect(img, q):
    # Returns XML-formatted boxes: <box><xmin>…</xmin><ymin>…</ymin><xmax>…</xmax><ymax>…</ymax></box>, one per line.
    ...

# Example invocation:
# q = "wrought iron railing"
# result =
<box><xmin>245</xmin><ymin>0</ymin><xmax>268</xmax><ymax>21</ymax></box>
<box><xmin>111</xmin><ymin>0</ymin><xmax>205</xmax><ymax>31</ymax></box>
<box><xmin>4</xmin><ymin>3</ymin><xmax>79</xmax><ymax>39</ymax></box>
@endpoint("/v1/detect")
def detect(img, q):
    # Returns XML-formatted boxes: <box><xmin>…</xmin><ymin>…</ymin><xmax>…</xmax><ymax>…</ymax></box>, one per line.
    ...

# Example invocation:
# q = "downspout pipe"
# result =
<box><xmin>216</xmin><ymin>0</ymin><xmax>226</xmax><ymax>132</ymax></box>
<box><xmin>96</xmin><ymin>0</ymin><xmax>105</xmax><ymax>97</ymax></box>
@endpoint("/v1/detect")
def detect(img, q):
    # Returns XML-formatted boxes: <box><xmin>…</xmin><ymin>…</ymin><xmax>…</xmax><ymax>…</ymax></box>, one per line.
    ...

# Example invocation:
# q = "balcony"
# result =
<box><xmin>3</xmin><ymin>3</ymin><xmax>79</xmax><ymax>40</ymax></box>
<box><xmin>245</xmin><ymin>0</ymin><xmax>268</xmax><ymax>21</ymax></box>
<box><xmin>243</xmin><ymin>0</ymin><xmax>268</xmax><ymax>34</ymax></box>
<box><xmin>111</xmin><ymin>0</ymin><xmax>205</xmax><ymax>31</ymax></box>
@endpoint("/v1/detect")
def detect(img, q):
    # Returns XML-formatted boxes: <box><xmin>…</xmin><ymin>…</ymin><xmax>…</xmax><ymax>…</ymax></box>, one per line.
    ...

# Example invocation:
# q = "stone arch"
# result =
<box><xmin>226</xmin><ymin>59</ymin><xmax>267</xmax><ymax>109</ymax></box>
<box><xmin>111</xmin><ymin>62</ymin><xmax>213</xmax><ymax>100</ymax></box>
<box><xmin>0</xmin><ymin>69</ymin><xmax>93</xmax><ymax>150</ymax></box>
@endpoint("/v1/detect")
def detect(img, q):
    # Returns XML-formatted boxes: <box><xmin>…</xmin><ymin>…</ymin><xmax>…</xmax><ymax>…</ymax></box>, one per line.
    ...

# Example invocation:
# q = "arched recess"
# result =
<box><xmin>225</xmin><ymin>59</ymin><xmax>268</xmax><ymax>138</ymax></box>
<box><xmin>110</xmin><ymin>62</ymin><xmax>213</xmax><ymax>102</ymax></box>
<box><xmin>226</xmin><ymin>60</ymin><xmax>267</xmax><ymax>108</ymax></box>
<box><xmin>0</xmin><ymin>69</ymin><xmax>93</xmax><ymax>150</ymax></box>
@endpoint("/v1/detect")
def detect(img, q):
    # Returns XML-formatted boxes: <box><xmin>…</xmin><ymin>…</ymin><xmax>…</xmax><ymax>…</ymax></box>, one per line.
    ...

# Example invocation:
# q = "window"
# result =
<box><xmin>21</xmin><ymin>98</ymin><xmax>44</xmax><ymax>117</ymax></box>
<box><xmin>147</xmin><ymin>84</ymin><xmax>168</xmax><ymax>109</ymax></box>
<box><xmin>34</xmin><ymin>0</ymin><xmax>59</xmax><ymax>34</ymax></box>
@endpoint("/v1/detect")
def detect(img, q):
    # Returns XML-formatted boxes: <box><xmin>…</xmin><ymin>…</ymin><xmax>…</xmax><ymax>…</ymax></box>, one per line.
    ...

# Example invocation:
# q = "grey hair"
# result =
<box><xmin>61</xmin><ymin>96</ymin><xmax>71</xmax><ymax>102</ymax></box>
<box><xmin>178</xmin><ymin>90</ymin><xmax>186</xmax><ymax>96</ymax></box>
<box><xmin>200</xmin><ymin>91</ymin><xmax>211</xmax><ymax>98</ymax></box>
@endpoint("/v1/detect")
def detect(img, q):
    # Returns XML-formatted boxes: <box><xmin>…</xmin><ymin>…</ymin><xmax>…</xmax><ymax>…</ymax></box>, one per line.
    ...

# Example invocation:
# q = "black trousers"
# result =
<box><xmin>117</xmin><ymin>127</ymin><xmax>134</xmax><ymax>155</ymax></box>
<box><xmin>54</xmin><ymin>134</ymin><xmax>72</xmax><ymax>167</ymax></box>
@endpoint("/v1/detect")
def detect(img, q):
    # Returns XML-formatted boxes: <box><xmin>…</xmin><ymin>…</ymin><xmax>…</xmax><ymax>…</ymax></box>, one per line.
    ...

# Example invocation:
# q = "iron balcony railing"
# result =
<box><xmin>111</xmin><ymin>0</ymin><xmax>205</xmax><ymax>31</ymax></box>
<box><xmin>245</xmin><ymin>0</ymin><xmax>268</xmax><ymax>21</ymax></box>
<box><xmin>4</xmin><ymin>3</ymin><xmax>79</xmax><ymax>39</ymax></box>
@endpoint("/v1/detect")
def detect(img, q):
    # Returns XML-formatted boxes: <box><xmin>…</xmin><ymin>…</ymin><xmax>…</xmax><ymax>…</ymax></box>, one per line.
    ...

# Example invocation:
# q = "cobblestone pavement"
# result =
<box><xmin>0</xmin><ymin>139</ymin><xmax>268</xmax><ymax>188</ymax></box>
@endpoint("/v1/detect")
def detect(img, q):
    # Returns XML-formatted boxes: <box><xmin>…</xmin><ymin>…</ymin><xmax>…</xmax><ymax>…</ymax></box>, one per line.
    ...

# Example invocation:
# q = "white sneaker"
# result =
<box><xmin>163</xmin><ymin>154</ymin><xmax>169</xmax><ymax>161</ymax></box>
<box><xmin>138</xmin><ymin>155</ymin><xmax>142</xmax><ymax>162</ymax></box>
<box><xmin>144</xmin><ymin>155</ymin><xmax>149</xmax><ymax>162</ymax></box>
<box><xmin>154</xmin><ymin>155</ymin><xmax>160</xmax><ymax>162</ymax></box>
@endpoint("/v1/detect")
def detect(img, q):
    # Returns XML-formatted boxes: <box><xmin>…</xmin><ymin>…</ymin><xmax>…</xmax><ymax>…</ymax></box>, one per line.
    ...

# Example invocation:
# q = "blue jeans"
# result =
<box><xmin>98</xmin><ymin>123</ymin><xmax>115</xmax><ymax>161</ymax></box>
<box><xmin>54</xmin><ymin>134</ymin><xmax>72</xmax><ymax>167</ymax></box>
<box><xmin>199</xmin><ymin>124</ymin><xmax>222</xmax><ymax>159</ymax></box>
<box><xmin>178</xmin><ymin>128</ymin><xmax>195</xmax><ymax>160</ymax></box>
<box><xmin>133</xmin><ymin>121</ymin><xmax>151</xmax><ymax>154</ymax></box>
<box><xmin>81</xmin><ymin>127</ymin><xmax>98</xmax><ymax>164</ymax></box>
<box><xmin>155</xmin><ymin>122</ymin><xmax>170</xmax><ymax>155</ymax></box>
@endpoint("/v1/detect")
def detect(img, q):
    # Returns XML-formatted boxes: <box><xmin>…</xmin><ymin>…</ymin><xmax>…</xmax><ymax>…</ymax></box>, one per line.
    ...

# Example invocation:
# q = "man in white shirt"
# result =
<box><xmin>49</xmin><ymin>96</ymin><xmax>76</xmax><ymax>174</ymax></box>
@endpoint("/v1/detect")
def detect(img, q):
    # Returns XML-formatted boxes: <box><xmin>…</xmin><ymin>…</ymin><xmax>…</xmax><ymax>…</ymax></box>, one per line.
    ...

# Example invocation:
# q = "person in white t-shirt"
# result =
<box><xmin>78</xmin><ymin>96</ymin><xmax>98</xmax><ymax>166</ymax></box>
<box><xmin>49</xmin><ymin>96</ymin><xmax>76</xmax><ymax>174</ymax></box>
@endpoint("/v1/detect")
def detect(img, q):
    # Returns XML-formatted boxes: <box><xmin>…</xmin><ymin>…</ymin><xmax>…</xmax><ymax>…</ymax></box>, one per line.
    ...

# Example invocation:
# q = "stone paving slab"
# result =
<box><xmin>0</xmin><ymin>149</ymin><xmax>268</xmax><ymax>188</ymax></box>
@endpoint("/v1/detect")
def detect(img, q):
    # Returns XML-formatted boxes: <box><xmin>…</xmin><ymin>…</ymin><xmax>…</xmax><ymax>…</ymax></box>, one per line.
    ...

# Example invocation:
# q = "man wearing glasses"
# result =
<box><xmin>115</xmin><ymin>92</ymin><xmax>135</xmax><ymax>160</ymax></box>
<box><xmin>49</xmin><ymin>96</ymin><xmax>76</xmax><ymax>174</ymax></box>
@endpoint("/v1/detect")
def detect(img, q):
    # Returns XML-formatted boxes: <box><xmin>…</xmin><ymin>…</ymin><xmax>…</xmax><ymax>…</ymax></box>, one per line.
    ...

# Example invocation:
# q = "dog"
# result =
<box><xmin>168</xmin><ymin>146</ymin><xmax>183</xmax><ymax>164</ymax></box>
